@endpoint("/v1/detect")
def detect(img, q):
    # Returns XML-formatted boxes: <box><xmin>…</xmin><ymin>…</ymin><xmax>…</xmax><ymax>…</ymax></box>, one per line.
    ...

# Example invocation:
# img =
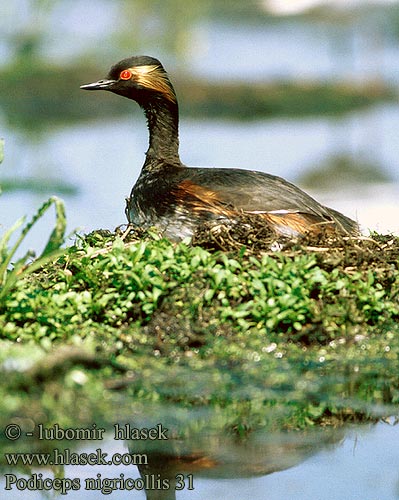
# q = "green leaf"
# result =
<box><xmin>0</xmin><ymin>138</ymin><xmax>4</xmax><ymax>164</ymax></box>
<box><xmin>40</xmin><ymin>196</ymin><xmax>66</xmax><ymax>257</ymax></box>
<box><xmin>0</xmin><ymin>197</ymin><xmax>67</xmax><ymax>302</ymax></box>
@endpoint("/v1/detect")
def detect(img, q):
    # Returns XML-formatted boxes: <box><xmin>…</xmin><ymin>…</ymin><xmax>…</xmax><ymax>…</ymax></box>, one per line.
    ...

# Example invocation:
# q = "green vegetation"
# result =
<box><xmin>0</xmin><ymin>197</ymin><xmax>66</xmax><ymax>303</ymax></box>
<box><xmin>0</xmin><ymin>223</ymin><xmax>398</xmax><ymax>437</ymax></box>
<box><xmin>0</xmin><ymin>61</ymin><xmax>395</xmax><ymax>131</ymax></box>
<box><xmin>0</xmin><ymin>138</ymin><xmax>4</xmax><ymax>166</ymax></box>
<box><xmin>1</xmin><ymin>5</ymin><xmax>398</xmax><ymax>484</ymax></box>
<box><xmin>0</xmin><ymin>177</ymin><xmax>78</xmax><ymax>195</ymax></box>
<box><xmin>299</xmin><ymin>153</ymin><xmax>392</xmax><ymax>189</ymax></box>
<box><xmin>178</xmin><ymin>79</ymin><xmax>394</xmax><ymax>121</ymax></box>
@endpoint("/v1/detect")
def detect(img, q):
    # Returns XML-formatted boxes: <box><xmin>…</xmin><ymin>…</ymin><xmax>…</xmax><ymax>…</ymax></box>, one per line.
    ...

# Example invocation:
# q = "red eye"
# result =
<box><xmin>120</xmin><ymin>70</ymin><xmax>132</xmax><ymax>80</ymax></box>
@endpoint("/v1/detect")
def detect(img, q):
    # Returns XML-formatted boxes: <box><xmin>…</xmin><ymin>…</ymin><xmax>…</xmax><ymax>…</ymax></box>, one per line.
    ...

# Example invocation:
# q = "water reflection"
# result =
<box><xmin>3</xmin><ymin>420</ymin><xmax>399</xmax><ymax>499</ymax></box>
<box><xmin>132</xmin><ymin>426</ymin><xmax>344</xmax><ymax>500</ymax></box>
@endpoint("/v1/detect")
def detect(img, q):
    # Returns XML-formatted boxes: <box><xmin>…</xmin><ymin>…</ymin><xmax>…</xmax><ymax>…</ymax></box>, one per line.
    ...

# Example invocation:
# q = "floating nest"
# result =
<box><xmin>190</xmin><ymin>214</ymin><xmax>399</xmax><ymax>271</ymax></box>
<box><xmin>88</xmin><ymin>216</ymin><xmax>399</xmax><ymax>278</ymax></box>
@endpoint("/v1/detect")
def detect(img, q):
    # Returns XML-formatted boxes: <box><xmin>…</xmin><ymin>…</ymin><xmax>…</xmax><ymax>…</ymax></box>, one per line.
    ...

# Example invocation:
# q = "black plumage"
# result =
<box><xmin>81</xmin><ymin>55</ymin><xmax>359</xmax><ymax>240</ymax></box>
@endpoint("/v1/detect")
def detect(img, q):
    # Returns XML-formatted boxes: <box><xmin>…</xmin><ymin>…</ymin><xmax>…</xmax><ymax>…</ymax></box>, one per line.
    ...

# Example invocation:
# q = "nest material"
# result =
<box><xmin>89</xmin><ymin>218</ymin><xmax>399</xmax><ymax>277</ymax></box>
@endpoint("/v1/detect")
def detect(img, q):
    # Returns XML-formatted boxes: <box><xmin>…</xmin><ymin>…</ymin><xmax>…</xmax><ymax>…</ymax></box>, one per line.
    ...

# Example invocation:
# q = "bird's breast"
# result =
<box><xmin>125</xmin><ymin>173</ymin><xmax>231</xmax><ymax>239</ymax></box>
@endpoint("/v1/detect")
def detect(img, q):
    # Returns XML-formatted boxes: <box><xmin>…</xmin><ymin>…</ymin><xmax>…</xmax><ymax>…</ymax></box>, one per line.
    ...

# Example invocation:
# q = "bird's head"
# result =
<box><xmin>80</xmin><ymin>55</ymin><xmax>176</xmax><ymax>104</ymax></box>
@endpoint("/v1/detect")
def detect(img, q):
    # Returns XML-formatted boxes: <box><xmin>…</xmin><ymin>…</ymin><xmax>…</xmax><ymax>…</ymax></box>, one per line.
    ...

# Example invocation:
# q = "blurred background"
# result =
<box><xmin>1</xmin><ymin>0</ymin><xmax>399</xmax><ymax>250</ymax></box>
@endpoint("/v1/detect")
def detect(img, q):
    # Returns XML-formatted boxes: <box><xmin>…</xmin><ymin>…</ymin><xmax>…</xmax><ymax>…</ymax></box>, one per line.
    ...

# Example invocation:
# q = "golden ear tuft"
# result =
<box><xmin>129</xmin><ymin>65</ymin><xmax>176</xmax><ymax>103</ymax></box>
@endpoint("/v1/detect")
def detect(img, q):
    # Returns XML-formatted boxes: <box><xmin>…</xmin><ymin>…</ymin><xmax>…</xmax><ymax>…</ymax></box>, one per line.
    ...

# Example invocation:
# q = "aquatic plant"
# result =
<box><xmin>0</xmin><ymin>141</ymin><xmax>66</xmax><ymax>302</ymax></box>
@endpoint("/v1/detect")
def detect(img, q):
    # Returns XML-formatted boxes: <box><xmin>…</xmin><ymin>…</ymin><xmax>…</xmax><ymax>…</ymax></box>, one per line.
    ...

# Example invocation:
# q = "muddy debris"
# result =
<box><xmin>192</xmin><ymin>214</ymin><xmax>399</xmax><ymax>270</ymax></box>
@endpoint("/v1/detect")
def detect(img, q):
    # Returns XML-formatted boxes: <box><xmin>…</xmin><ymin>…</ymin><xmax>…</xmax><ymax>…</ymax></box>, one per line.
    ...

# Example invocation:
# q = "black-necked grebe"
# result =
<box><xmin>81</xmin><ymin>55</ymin><xmax>358</xmax><ymax>240</ymax></box>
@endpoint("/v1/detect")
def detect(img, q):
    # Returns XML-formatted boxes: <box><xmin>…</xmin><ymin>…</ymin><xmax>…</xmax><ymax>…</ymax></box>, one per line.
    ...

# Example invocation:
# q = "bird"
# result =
<box><xmin>81</xmin><ymin>55</ymin><xmax>359</xmax><ymax>241</ymax></box>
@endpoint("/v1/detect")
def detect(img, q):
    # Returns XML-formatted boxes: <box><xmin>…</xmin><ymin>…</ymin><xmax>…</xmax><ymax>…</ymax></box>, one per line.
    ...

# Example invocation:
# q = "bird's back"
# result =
<box><xmin>126</xmin><ymin>164</ymin><xmax>359</xmax><ymax>240</ymax></box>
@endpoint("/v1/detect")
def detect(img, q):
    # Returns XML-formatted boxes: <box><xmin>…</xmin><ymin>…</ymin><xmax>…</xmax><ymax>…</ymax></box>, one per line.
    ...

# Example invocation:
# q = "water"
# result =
<box><xmin>187</xmin><ymin>18</ymin><xmax>399</xmax><ymax>84</ymax></box>
<box><xmin>1</xmin><ymin>9</ymin><xmax>399</xmax><ymax>499</ymax></box>
<box><xmin>2</xmin><ymin>104</ymin><xmax>399</xmax><ymax>259</ymax></box>
<box><xmin>1</xmin><ymin>421</ymin><xmax>398</xmax><ymax>499</ymax></box>
<box><xmin>2</xmin><ymin>107</ymin><xmax>399</xmax><ymax>499</ymax></box>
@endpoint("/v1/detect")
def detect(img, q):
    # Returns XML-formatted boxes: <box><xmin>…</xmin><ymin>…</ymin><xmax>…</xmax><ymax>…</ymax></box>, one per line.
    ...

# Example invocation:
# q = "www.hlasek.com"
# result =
<box><xmin>5</xmin><ymin>448</ymin><xmax>148</xmax><ymax>467</ymax></box>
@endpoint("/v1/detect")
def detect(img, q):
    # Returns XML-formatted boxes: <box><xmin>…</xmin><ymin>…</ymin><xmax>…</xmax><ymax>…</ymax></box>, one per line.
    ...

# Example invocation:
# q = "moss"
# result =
<box><xmin>0</xmin><ymin>223</ymin><xmax>398</xmax><ymax>437</ymax></box>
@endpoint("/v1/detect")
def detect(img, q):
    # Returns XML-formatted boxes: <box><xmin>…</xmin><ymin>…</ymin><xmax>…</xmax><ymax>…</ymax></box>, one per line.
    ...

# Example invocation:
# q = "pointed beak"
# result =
<box><xmin>80</xmin><ymin>79</ymin><xmax>117</xmax><ymax>91</ymax></box>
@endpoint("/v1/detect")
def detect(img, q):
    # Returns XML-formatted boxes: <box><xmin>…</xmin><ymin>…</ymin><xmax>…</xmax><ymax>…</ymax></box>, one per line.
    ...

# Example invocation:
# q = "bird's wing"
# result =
<box><xmin>178</xmin><ymin>167</ymin><xmax>330</xmax><ymax>216</ymax></box>
<box><xmin>172</xmin><ymin>167</ymin><xmax>357</xmax><ymax>236</ymax></box>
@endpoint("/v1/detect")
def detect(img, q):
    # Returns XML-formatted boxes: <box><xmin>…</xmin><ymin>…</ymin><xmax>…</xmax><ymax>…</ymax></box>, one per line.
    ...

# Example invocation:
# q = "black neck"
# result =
<box><xmin>141</xmin><ymin>98</ymin><xmax>180</xmax><ymax>166</ymax></box>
